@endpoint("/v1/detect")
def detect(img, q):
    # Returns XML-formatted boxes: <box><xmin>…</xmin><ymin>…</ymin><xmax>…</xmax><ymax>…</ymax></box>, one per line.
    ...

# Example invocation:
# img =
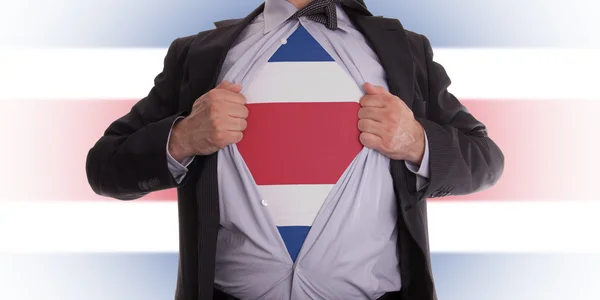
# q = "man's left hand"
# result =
<box><xmin>358</xmin><ymin>82</ymin><xmax>426</xmax><ymax>165</ymax></box>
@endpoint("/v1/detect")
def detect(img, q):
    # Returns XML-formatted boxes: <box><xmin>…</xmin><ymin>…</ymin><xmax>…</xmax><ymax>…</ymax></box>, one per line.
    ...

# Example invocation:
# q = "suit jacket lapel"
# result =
<box><xmin>183</xmin><ymin>5</ymin><xmax>264</xmax><ymax>300</ymax></box>
<box><xmin>186</xmin><ymin>4</ymin><xmax>265</xmax><ymax>102</ymax></box>
<box><xmin>345</xmin><ymin>6</ymin><xmax>428</xmax><ymax>264</ymax></box>
<box><xmin>345</xmin><ymin>9</ymin><xmax>416</xmax><ymax>108</ymax></box>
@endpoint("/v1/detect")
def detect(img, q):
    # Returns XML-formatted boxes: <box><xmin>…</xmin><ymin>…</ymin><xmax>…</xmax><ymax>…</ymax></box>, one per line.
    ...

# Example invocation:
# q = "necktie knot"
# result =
<box><xmin>290</xmin><ymin>0</ymin><xmax>342</xmax><ymax>30</ymax></box>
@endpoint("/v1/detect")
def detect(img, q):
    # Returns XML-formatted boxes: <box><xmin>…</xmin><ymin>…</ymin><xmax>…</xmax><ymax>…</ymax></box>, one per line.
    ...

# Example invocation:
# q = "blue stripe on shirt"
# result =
<box><xmin>268</xmin><ymin>25</ymin><xmax>335</xmax><ymax>262</ymax></box>
<box><xmin>277</xmin><ymin>226</ymin><xmax>311</xmax><ymax>262</ymax></box>
<box><xmin>269</xmin><ymin>26</ymin><xmax>335</xmax><ymax>62</ymax></box>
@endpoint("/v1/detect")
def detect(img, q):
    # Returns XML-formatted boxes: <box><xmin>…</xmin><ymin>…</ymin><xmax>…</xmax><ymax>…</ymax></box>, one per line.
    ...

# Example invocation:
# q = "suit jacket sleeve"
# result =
<box><xmin>86</xmin><ymin>38</ymin><xmax>188</xmax><ymax>200</ymax></box>
<box><xmin>414</xmin><ymin>35</ymin><xmax>504</xmax><ymax>198</ymax></box>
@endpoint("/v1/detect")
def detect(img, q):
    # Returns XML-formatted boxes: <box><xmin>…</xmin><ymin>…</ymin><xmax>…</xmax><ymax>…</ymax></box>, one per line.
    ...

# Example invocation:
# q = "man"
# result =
<box><xmin>86</xmin><ymin>0</ymin><xmax>504</xmax><ymax>299</ymax></box>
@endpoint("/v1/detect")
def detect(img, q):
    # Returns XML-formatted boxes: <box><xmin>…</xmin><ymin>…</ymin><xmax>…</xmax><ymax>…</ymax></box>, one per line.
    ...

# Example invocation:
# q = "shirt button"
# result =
<box><xmin>261</xmin><ymin>199</ymin><xmax>268</xmax><ymax>206</ymax></box>
<box><xmin>280</xmin><ymin>38</ymin><xmax>287</xmax><ymax>45</ymax></box>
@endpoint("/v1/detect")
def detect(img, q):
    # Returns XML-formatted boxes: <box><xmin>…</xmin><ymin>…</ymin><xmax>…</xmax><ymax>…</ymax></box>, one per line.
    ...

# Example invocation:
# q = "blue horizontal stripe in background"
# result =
<box><xmin>2</xmin><ymin>0</ymin><xmax>600</xmax><ymax>48</ymax></box>
<box><xmin>2</xmin><ymin>253</ymin><xmax>600</xmax><ymax>300</ymax></box>
<box><xmin>2</xmin><ymin>0</ymin><xmax>599</xmax><ymax>299</ymax></box>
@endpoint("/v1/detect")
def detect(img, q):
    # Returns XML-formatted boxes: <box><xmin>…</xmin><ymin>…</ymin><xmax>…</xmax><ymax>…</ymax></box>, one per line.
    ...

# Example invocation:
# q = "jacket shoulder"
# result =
<box><xmin>400</xmin><ymin>29</ymin><xmax>432</xmax><ymax>107</ymax></box>
<box><xmin>403</xmin><ymin>29</ymin><xmax>429</xmax><ymax>62</ymax></box>
<box><xmin>159</xmin><ymin>30</ymin><xmax>216</xmax><ymax>85</ymax></box>
<box><xmin>169</xmin><ymin>30</ymin><xmax>211</xmax><ymax>57</ymax></box>
<box><xmin>174</xmin><ymin>34</ymin><xmax>197</xmax><ymax>48</ymax></box>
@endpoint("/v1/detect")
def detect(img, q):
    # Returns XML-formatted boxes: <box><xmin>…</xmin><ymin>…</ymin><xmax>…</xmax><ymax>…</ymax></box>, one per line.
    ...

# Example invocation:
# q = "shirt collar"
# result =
<box><xmin>263</xmin><ymin>0</ymin><xmax>299</xmax><ymax>34</ymax></box>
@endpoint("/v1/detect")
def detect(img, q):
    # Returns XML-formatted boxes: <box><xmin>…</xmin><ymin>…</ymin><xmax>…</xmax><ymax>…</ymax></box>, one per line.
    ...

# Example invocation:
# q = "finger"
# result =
<box><xmin>358</xmin><ymin>107</ymin><xmax>385</xmax><ymax>123</ymax></box>
<box><xmin>238</xmin><ymin>118</ymin><xmax>248</xmax><ymax>131</ymax></box>
<box><xmin>229</xmin><ymin>131</ymin><xmax>244</xmax><ymax>144</ymax></box>
<box><xmin>223</xmin><ymin>102</ymin><xmax>249</xmax><ymax>119</ymax></box>
<box><xmin>358</xmin><ymin>119</ymin><xmax>385</xmax><ymax>137</ymax></box>
<box><xmin>232</xmin><ymin>118</ymin><xmax>248</xmax><ymax>132</ymax></box>
<box><xmin>359</xmin><ymin>132</ymin><xmax>382</xmax><ymax>150</ymax></box>
<box><xmin>363</xmin><ymin>82</ymin><xmax>389</xmax><ymax>96</ymax></box>
<box><xmin>216</xmin><ymin>80</ymin><xmax>234</xmax><ymax>89</ymax></box>
<box><xmin>218</xmin><ymin>90</ymin><xmax>247</xmax><ymax>105</ymax></box>
<box><xmin>222</xmin><ymin>116</ymin><xmax>248</xmax><ymax>132</ymax></box>
<box><xmin>216</xmin><ymin>81</ymin><xmax>243</xmax><ymax>93</ymax></box>
<box><xmin>359</xmin><ymin>94</ymin><xmax>385</xmax><ymax>108</ymax></box>
<box><xmin>215</xmin><ymin>130</ymin><xmax>244</xmax><ymax>148</ymax></box>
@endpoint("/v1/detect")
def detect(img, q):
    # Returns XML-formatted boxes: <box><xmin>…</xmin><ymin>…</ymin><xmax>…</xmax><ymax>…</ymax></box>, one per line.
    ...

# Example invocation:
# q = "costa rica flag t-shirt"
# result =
<box><xmin>236</xmin><ymin>25</ymin><xmax>363</xmax><ymax>261</ymax></box>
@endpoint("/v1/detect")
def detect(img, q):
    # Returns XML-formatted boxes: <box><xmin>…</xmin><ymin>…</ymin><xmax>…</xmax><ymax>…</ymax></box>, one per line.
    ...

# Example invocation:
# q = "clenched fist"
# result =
<box><xmin>358</xmin><ymin>82</ymin><xmax>426</xmax><ymax>164</ymax></box>
<box><xmin>168</xmin><ymin>81</ymin><xmax>249</xmax><ymax>162</ymax></box>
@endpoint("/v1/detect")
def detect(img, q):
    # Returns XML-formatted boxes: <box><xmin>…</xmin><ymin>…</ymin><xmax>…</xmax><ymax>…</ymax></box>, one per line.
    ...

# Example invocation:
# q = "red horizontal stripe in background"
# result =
<box><xmin>0</xmin><ymin>99</ymin><xmax>598</xmax><ymax>201</ymax></box>
<box><xmin>236</xmin><ymin>102</ymin><xmax>362</xmax><ymax>185</ymax></box>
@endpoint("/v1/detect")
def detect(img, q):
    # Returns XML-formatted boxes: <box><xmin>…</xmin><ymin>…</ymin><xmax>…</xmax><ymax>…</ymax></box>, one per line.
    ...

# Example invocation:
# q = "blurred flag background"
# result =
<box><xmin>1</xmin><ymin>0</ymin><xmax>600</xmax><ymax>299</ymax></box>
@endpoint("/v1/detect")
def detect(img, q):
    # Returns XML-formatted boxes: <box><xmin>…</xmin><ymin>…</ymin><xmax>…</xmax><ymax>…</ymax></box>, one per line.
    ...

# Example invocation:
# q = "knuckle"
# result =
<box><xmin>383</xmin><ymin>111</ymin><xmax>395</xmax><ymax>121</ymax></box>
<box><xmin>208</xmin><ymin>116</ymin><xmax>220</xmax><ymax>130</ymax></box>
<box><xmin>206</xmin><ymin>89</ymin><xmax>220</xmax><ymax>100</ymax></box>
<box><xmin>211</xmin><ymin>131</ymin><xmax>226</xmax><ymax>145</ymax></box>
<box><xmin>209</xmin><ymin>100</ymin><xmax>221</xmax><ymax>112</ymax></box>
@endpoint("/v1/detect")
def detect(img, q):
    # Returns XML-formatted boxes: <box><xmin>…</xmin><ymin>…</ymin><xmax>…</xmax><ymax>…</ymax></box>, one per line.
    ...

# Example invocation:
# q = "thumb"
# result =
<box><xmin>216</xmin><ymin>81</ymin><xmax>243</xmax><ymax>93</ymax></box>
<box><xmin>363</xmin><ymin>82</ymin><xmax>387</xmax><ymax>95</ymax></box>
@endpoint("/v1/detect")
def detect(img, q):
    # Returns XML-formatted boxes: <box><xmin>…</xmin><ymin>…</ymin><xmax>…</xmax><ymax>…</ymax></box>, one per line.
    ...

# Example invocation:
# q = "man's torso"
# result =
<box><xmin>212</xmin><ymin>3</ymin><xmax>400</xmax><ymax>299</ymax></box>
<box><xmin>167</xmin><ymin>3</ymin><xmax>436</xmax><ymax>299</ymax></box>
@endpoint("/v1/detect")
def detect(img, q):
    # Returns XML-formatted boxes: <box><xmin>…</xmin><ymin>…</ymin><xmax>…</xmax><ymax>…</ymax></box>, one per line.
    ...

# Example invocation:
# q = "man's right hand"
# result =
<box><xmin>168</xmin><ymin>81</ymin><xmax>248</xmax><ymax>162</ymax></box>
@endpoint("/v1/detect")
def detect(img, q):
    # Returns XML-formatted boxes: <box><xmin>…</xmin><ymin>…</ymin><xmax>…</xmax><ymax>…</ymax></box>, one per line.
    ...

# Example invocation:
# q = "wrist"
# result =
<box><xmin>169</xmin><ymin>119</ymin><xmax>193</xmax><ymax>161</ymax></box>
<box><xmin>406</xmin><ymin>123</ymin><xmax>426</xmax><ymax>165</ymax></box>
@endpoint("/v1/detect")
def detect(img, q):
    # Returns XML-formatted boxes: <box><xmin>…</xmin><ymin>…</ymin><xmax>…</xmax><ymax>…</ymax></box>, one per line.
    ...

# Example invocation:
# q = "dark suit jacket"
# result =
<box><xmin>86</xmin><ymin>3</ymin><xmax>504</xmax><ymax>300</ymax></box>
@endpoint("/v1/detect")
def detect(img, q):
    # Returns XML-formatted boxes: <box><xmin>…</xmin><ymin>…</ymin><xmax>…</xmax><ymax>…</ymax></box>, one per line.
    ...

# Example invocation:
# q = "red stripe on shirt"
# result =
<box><xmin>236</xmin><ymin>102</ymin><xmax>363</xmax><ymax>185</ymax></box>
